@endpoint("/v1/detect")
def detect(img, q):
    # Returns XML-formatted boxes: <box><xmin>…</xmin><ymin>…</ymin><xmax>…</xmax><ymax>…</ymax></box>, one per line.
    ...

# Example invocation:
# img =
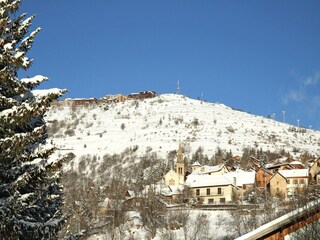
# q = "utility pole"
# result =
<box><xmin>282</xmin><ymin>111</ymin><xmax>285</xmax><ymax>123</ymax></box>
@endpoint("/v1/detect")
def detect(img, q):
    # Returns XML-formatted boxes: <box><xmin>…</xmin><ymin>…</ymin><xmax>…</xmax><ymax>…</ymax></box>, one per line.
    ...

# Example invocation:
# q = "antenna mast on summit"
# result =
<box><xmin>282</xmin><ymin>111</ymin><xmax>286</xmax><ymax>123</ymax></box>
<box><xmin>176</xmin><ymin>80</ymin><xmax>180</xmax><ymax>95</ymax></box>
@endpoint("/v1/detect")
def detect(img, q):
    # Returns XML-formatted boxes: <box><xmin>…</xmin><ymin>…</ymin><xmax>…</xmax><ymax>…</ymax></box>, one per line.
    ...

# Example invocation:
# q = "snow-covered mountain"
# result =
<box><xmin>46</xmin><ymin>94</ymin><xmax>320</xmax><ymax>166</ymax></box>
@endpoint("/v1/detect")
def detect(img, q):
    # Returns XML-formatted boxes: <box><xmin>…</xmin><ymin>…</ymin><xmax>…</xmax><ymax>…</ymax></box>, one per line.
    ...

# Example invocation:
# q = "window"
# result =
<box><xmin>299</xmin><ymin>179</ymin><xmax>305</xmax><ymax>184</ymax></box>
<box><xmin>218</xmin><ymin>187</ymin><xmax>222</xmax><ymax>195</ymax></box>
<box><xmin>317</xmin><ymin>162</ymin><xmax>320</xmax><ymax>167</ymax></box>
<box><xmin>220</xmin><ymin>198</ymin><xmax>225</xmax><ymax>203</ymax></box>
<box><xmin>243</xmin><ymin>185</ymin><xmax>246</xmax><ymax>190</ymax></box>
<box><xmin>178</xmin><ymin>167</ymin><xmax>182</xmax><ymax>174</ymax></box>
<box><xmin>208</xmin><ymin>198</ymin><xmax>214</xmax><ymax>204</ymax></box>
<box><xmin>293</xmin><ymin>179</ymin><xmax>298</xmax><ymax>184</ymax></box>
<box><xmin>196</xmin><ymin>189</ymin><xmax>200</xmax><ymax>196</ymax></box>
<box><xmin>206</xmin><ymin>188</ymin><xmax>210</xmax><ymax>195</ymax></box>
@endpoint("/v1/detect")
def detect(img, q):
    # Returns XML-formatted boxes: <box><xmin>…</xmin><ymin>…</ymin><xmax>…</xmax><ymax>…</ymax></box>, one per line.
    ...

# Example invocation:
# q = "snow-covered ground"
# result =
<box><xmin>87</xmin><ymin>209</ymin><xmax>235</xmax><ymax>240</ymax></box>
<box><xmin>46</xmin><ymin>93</ymin><xmax>320</xmax><ymax>169</ymax></box>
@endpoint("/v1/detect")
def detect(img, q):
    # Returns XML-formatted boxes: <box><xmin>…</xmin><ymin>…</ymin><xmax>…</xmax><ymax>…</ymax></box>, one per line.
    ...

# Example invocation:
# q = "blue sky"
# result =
<box><xmin>21</xmin><ymin>1</ymin><xmax>320</xmax><ymax>129</ymax></box>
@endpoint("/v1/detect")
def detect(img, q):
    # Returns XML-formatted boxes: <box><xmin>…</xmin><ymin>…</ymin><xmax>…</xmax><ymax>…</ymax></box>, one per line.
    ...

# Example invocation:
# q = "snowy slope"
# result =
<box><xmin>46</xmin><ymin>94</ymin><xmax>320</xmax><ymax>165</ymax></box>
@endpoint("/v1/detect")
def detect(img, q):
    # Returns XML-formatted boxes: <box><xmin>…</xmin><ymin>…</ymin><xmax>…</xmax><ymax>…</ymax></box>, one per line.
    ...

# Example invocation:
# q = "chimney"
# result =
<box><xmin>233</xmin><ymin>177</ymin><xmax>237</xmax><ymax>187</ymax></box>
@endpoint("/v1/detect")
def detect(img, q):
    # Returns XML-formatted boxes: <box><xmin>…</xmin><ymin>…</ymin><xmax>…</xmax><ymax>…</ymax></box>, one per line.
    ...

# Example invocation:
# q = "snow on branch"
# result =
<box><xmin>32</xmin><ymin>88</ymin><xmax>67</xmax><ymax>98</ymax></box>
<box><xmin>19</xmin><ymin>27</ymin><xmax>41</xmax><ymax>52</ymax></box>
<box><xmin>21</xmin><ymin>75</ymin><xmax>48</xmax><ymax>89</ymax></box>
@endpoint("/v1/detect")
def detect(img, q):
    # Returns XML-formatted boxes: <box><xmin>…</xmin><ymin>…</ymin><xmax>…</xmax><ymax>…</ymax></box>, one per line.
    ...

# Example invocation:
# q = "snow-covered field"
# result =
<box><xmin>87</xmin><ymin>209</ymin><xmax>235</xmax><ymax>240</ymax></box>
<box><xmin>47</xmin><ymin>93</ymin><xmax>320</xmax><ymax>167</ymax></box>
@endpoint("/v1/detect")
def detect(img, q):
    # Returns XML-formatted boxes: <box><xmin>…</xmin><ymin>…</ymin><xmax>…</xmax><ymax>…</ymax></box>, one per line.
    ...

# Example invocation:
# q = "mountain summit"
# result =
<box><xmin>47</xmin><ymin>94</ymin><xmax>320</xmax><ymax>162</ymax></box>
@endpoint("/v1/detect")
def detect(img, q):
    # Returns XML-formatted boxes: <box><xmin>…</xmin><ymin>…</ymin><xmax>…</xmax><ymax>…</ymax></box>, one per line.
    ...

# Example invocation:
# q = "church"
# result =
<box><xmin>164</xmin><ymin>144</ymin><xmax>188</xmax><ymax>186</ymax></box>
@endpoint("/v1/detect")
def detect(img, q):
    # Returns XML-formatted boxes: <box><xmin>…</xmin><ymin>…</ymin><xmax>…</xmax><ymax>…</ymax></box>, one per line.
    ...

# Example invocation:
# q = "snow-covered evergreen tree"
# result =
<box><xmin>0</xmin><ymin>1</ymin><xmax>67</xmax><ymax>239</ymax></box>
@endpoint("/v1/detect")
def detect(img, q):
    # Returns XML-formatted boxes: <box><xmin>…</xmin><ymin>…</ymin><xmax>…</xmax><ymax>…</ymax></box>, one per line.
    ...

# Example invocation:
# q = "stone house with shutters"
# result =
<box><xmin>269</xmin><ymin>169</ymin><xmax>309</xmax><ymax>199</ymax></box>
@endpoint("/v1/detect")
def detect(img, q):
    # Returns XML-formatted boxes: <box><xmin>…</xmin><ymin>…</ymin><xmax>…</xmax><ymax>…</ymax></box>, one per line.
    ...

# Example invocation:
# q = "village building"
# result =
<box><xmin>101</xmin><ymin>94</ymin><xmax>128</xmax><ymax>103</ymax></box>
<box><xmin>269</xmin><ymin>169</ymin><xmax>309</xmax><ymax>199</ymax></box>
<box><xmin>288</xmin><ymin>160</ymin><xmax>305</xmax><ymax>169</ymax></box>
<box><xmin>225</xmin><ymin>169</ymin><xmax>256</xmax><ymax>201</ymax></box>
<box><xmin>255</xmin><ymin>167</ymin><xmax>273</xmax><ymax>192</ymax></box>
<box><xmin>309</xmin><ymin>158</ymin><xmax>320</xmax><ymax>183</ymax></box>
<box><xmin>127</xmin><ymin>91</ymin><xmax>157</xmax><ymax>100</ymax></box>
<box><xmin>69</xmin><ymin>98</ymin><xmax>99</xmax><ymax>107</ymax></box>
<box><xmin>265</xmin><ymin>162</ymin><xmax>293</xmax><ymax>174</ymax></box>
<box><xmin>185</xmin><ymin>174</ymin><xmax>236</xmax><ymax>204</ymax></box>
<box><xmin>159</xmin><ymin>185</ymin><xmax>185</xmax><ymax>204</ymax></box>
<box><xmin>191</xmin><ymin>161</ymin><xmax>201</xmax><ymax>172</ymax></box>
<box><xmin>190</xmin><ymin>164</ymin><xmax>229</xmax><ymax>175</ymax></box>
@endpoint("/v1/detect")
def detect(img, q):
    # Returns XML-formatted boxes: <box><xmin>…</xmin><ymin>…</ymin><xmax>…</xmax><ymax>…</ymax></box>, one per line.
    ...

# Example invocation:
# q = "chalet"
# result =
<box><xmin>265</xmin><ymin>162</ymin><xmax>293</xmax><ymax>174</ymax></box>
<box><xmin>255</xmin><ymin>168</ymin><xmax>273</xmax><ymax>192</ymax></box>
<box><xmin>288</xmin><ymin>160</ymin><xmax>305</xmax><ymax>169</ymax></box>
<box><xmin>269</xmin><ymin>169</ymin><xmax>309</xmax><ymax>199</ymax></box>
<box><xmin>127</xmin><ymin>91</ymin><xmax>157</xmax><ymax>100</ymax></box>
<box><xmin>185</xmin><ymin>174</ymin><xmax>236</xmax><ymax>204</ymax></box>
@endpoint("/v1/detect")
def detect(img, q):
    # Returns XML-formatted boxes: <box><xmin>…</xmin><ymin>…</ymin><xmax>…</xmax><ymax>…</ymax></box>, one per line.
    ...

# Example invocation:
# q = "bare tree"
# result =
<box><xmin>139</xmin><ymin>186</ymin><xmax>166</xmax><ymax>238</ymax></box>
<box><xmin>188</xmin><ymin>213</ymin><xmax>212</xmax><ymax>240</ymax></box>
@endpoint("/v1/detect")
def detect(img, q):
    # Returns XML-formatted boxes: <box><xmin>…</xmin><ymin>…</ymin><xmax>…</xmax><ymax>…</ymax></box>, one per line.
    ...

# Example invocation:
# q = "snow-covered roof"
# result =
<box><xmin>143</xmin><ymin>184</ymin><xmax>183</xmax><ymax>197</ymax></box>
<box><xmin>289</xmin><ymin>160</ymin><xmax>304</xmax><ymax>166</ymax></box>
<box><xmin>275</xmin><ymin>156</ymin><xmax>290</xmax><ymax>163</ymax></box>
<box><xmin>192</xmin><ymin>161</ymin><xmax>201</xmax><ymax>167</ymax></box>
<box><xmin>191</xmin><ymin>164</ymin><xmax>226</xmax><ymax>175</ymax></box>
<box><xmin>278</xmin><ymin>169</ymin><xmax>309</xmax><ymax>178</ymax></box>
<box><xmin>185</xmin><ymin>174</ymin><xmax>233</xmax><ymax>188</ymax></box>
<box><xmin>161</xmin><ymin>185</ymin><xmax>184</xmax><ymax>196</ymax></box>
<box><xmin>225</xmin><ymin>170</ymin><xmax>256</xmax><ymax>187</ymax></box>
<box><xmin>265</xmin><ymin>162</ymin><xmax>291</xmax><ymax>169</ymax></box>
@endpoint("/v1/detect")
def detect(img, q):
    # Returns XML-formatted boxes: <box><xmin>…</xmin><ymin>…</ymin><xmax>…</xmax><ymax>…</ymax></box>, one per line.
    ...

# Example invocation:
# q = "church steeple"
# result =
<box><xmin>176</xmin><ymin>143</ymin><xmax>186</xmax><ymax>181</ymax></box>
<box><xmin>177</xmin><ymin>143</ymin><xmax>183</xmax><ymax>163</ymax></box>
